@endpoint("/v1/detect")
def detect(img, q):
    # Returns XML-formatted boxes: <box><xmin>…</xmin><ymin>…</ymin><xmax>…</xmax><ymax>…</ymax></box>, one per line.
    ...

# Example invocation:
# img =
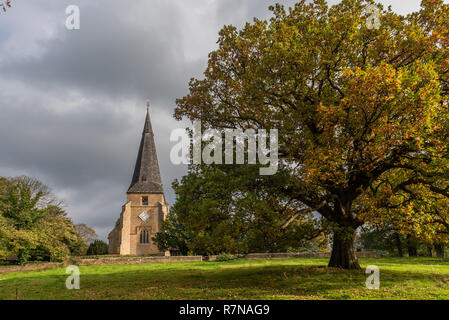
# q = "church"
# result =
<box><xmin>108</xmin><ymin>101</ymin><xmax>170</xmax><ymax>255</ymax></box>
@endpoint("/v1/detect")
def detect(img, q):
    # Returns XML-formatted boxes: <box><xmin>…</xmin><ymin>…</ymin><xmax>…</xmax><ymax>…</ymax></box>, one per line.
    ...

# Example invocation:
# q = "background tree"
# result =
<box><xmin>0</xmin><ymin>176</ymin><xmax>88</xmax><ymax>264</ymax></box>
<box><xmin>86</xmin><ymin>240</ymin><xmax>109</xmax><ymax>256</ymax></box>
<box><xmin>75</xmin><ymin>224</ymin><xmax>98</xmax><ymax>244</ymax></box>
<box><xmin>154</xmin><ymin>165</ymin><xmax>327</xmax><ymax>255</ymax></box>
<box><xmin>175</xmin><ymin>0</ymin><xmax>449</xmax><ymax>269</ymax></box>
<box><xmin>360</xmin><ymin>225</ymin><xmax>441</xmax><ymax>256</ymax></box>
<box><xmin>434</xmin><ymin>243</ymin><xmax>446</xmax><ymax>258</ymax></box>
<box><xmin>362</xmin><ymin>157</ymin><xmax>449</xmax><ymax>258</ymax></box>
<box><xmin>360</xmin><ymin>224</ymin><xmax>404</xmax><ymax>256</ymax></box>
<box><xmin>153</xmin><ymin>211</ymin><xmax>194</xmax><ymax>256</ymax></box>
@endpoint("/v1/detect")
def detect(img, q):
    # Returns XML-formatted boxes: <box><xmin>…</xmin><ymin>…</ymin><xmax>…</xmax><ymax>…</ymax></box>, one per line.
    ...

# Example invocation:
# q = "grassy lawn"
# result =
<box><xmin>0</xmin><ymin>257</ymin><xmax>448</xmax><ymax>300</ymax></box>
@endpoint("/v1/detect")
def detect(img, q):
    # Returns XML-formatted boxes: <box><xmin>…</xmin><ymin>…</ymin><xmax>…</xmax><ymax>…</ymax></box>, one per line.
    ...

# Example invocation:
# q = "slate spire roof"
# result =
<box><xmin>127</xmin><ymin>102</ymin><xmax>163</xmax><ymax>194</ymax></box>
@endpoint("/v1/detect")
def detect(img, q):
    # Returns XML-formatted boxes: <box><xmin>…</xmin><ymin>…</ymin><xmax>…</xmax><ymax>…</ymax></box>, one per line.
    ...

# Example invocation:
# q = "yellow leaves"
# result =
<box><xmin>175</xmin><ymin>0</ymin><xmax>449</xmax><ymax>244</ymax></box>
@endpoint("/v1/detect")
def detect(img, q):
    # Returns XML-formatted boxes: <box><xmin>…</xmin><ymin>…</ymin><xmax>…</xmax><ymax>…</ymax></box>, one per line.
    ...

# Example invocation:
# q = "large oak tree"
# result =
<box><xmin>175</xmin><ymin>0</ymin><xmax>449</xmax><ymax>269</ymax></box>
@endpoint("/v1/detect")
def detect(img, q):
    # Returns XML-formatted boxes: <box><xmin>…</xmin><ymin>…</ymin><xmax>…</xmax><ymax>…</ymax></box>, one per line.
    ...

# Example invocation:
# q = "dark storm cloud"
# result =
<box><xmin>0</xmin><ymin>0</ymin><xmax>430</xmax><ymax>240</ymax></box>
<box><xmin>0</xmin><ymin>0</ymin><xmax>198</xmax><ymax>103</ymax></box>
<box><xmin>0</xmin><ymin>0</ymin><xmax>203</xmax><ymax>239</ymax></box>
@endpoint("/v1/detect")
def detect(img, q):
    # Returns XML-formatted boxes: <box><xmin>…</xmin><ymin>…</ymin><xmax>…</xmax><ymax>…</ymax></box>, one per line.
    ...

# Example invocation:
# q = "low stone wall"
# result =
<box><xmin>76</xmin><ymin>255</ymin><xmax>203</xmax><ymax>266</ymax></box>
<box><xmin>0</xmin><ymin>262</ymin><xmax>64</xmax><ymax>274</ymax></box>
<box><xmin>245</xmin><ymin>252</ymin><xmax>330</xmax><ymax>259</ymax></box>
<box><xmin>357</xmin><ymin>251</ymin><xmax>381</xmax><ymax>258</ymax></box>
<box><xmin>0</xmin><ymin>256</ymin><xmax>203</xmax><ymax>274</ymax></box>
<box><xmin>208</xmin><ymin>251</ymin><xmax>380</xmax><ymax>261</ymax></box>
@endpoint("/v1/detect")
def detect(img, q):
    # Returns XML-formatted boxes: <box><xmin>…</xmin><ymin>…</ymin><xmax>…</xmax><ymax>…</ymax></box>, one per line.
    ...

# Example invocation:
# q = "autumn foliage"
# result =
<box><xmin>175</xmin><ymin>0</ymin><xmax>449</xmax><ymax>269</ymax></box>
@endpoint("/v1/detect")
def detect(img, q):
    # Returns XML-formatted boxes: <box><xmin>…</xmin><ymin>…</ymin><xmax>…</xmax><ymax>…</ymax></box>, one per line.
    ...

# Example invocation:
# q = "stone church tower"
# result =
<box><xmin>108</xmin><ymin>101</ymin><xmax>169</xmax><ymax>255</ymax></box>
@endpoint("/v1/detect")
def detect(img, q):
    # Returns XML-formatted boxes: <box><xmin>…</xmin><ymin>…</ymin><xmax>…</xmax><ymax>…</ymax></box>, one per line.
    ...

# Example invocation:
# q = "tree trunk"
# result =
<box><xmin>406</xmin><ymin>235</ymin><xmax>418</xmax><ymax>257</ymax></box>
<box><xmin>328</xmin><ymin>230</ymin><xmax>361</xmax><ymax>269</ymax></box>
<box><xmin>434</xmin><ymin>244</ymin><xmax>445</xmax><ymax>258</ymax></box>
<box><xmin>427</xmin><ymin>245</ymin><xmax>433</xmax><ymax>257</ymax></box>
<box><xmin>394</xmin><ymin>232</ymin><xmax>403</xmax><ymax>257</ymax></box>
<box><xmin>408</xmin><ymin>247</ymin><xmax>418</xmax><ymax>257</ymax></box>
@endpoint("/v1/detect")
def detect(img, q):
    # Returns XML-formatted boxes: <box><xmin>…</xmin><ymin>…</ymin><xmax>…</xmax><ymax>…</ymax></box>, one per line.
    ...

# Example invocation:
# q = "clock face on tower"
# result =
<box><xmin>139</xmin><ymin>211</ymin><xmax>149</xmax><ymax>222</ymax></box>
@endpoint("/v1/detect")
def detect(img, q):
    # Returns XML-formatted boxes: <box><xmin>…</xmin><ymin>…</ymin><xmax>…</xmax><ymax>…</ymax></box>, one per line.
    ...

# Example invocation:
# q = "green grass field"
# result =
<box><xmin>0</xmin><ymin>257</ymin><xmax>448</xmax><ymax>300</ymax></box>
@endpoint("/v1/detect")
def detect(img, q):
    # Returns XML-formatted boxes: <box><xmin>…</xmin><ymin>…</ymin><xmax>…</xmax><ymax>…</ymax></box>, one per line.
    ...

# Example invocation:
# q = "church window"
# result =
<box><xmin>142</xmin><ymin>196</ymin><xmax>148</xmax><ymax>206</ymax></box>
<box><xmin>140</xmin><ymin>230</ymin><xmax>150</xmax><ymax>244</ymax></box>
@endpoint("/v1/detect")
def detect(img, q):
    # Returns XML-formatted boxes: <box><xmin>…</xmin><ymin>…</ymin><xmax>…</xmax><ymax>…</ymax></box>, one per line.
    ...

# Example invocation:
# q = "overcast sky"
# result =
<box><xmin>0</xmin><ymin>0</ymin><xmax>442</xmax><ymax>240</ymax></box>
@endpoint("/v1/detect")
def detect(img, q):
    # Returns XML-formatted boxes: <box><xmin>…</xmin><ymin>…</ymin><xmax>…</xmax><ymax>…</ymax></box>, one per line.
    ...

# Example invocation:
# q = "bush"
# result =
<box><xmin>86</xmin><ymin>240</ymin><xmax>109</xmax><ymax>256</ymax></box>
<box><xmin>215</xmin><ymin>253</ymin><xmax>237</xmax><ymax>262</ymax></box>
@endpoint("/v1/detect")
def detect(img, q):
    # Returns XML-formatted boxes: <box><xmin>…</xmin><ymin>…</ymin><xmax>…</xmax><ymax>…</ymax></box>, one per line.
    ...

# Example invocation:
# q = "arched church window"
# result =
<box><xmin>140</xmin><ymin>230</ymin><xmax>150</xmax><ymax>244</ymax></box>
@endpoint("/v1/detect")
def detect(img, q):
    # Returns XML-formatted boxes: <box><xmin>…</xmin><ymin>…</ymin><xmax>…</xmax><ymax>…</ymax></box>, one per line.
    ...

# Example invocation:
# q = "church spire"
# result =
<box><xmin>127</xmin><ymin>100</ymin><xmax>163</xmax><ymax>194</ymax></box>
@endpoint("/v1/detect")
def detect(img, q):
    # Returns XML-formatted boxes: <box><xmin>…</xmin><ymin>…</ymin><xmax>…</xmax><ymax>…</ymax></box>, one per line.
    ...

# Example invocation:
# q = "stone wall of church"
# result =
<box><xmin>108</xmin><ymin>194</ymin><xmax>169</xmax><ymax>256</ymax></box>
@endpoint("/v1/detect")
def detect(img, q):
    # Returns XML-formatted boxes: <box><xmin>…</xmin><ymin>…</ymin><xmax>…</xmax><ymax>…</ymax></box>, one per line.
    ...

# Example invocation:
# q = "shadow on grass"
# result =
<box><xmin>364</xmin><ymin>257</ymin><xmax>449</xmax><ymax>266</ymax></box>
<box><xmin>0</xmin><ymin>258</ymin><xmax>448</xmax><ymax>300</ymax></box>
